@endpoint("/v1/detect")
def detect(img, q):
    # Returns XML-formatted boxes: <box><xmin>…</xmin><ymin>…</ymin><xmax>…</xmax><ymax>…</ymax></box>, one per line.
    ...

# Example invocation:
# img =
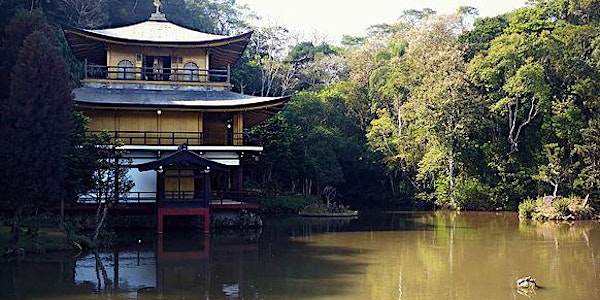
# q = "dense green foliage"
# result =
<box><xmin>244</xmin><ymin>0</ymin><xmax>600</xmax><ymax>212</ymax></box>
<box><xmin>0</xmin><ymin>11</ymin><xmax>76</xmax><ymax>241</ymax></box>
<box><xmin>0</xmin><ymin>7</ymin><xmax>135</xmax><ymax>240</ymax></box>
<box><xmin>0</xmin><ymin>22</ymin><xmax>73</xmax><ymax>213</ymax></box>
<box><xmin>2</xmin><ymin>0</ymin><xmax>600</xmax><ymax>215</ymax></box>
<box><xmin>258</xmin><ymin>194</ymin><xmax>321</xmax><ymax>216</ymax></box>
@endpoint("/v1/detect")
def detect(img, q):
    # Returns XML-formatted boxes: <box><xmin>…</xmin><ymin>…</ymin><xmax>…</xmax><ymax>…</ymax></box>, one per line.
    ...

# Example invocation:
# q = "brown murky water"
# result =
<box><xmin>1</xmin><ymin>211</ymin><xmax>599</xmax><ymax>299</ymax></box>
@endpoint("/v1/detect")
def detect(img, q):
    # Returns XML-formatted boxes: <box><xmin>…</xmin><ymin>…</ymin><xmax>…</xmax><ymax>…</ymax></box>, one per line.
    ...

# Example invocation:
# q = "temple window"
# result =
<box><xmin>183</xmin><ymin>62</ymin><xmax>199</xmax><ymax>81</ymax></box>
<box><xmin>117</xmin><ymin>60</ymin><xmax>134</xmax><ymax>79</ymax></box>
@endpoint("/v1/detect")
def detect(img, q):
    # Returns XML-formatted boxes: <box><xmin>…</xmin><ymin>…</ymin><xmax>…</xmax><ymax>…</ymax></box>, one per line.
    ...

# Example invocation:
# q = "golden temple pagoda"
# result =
<box><xmin>64</xmin><ymin>1</ymin><xmax>288</xmax><ymax>233</ymax></box>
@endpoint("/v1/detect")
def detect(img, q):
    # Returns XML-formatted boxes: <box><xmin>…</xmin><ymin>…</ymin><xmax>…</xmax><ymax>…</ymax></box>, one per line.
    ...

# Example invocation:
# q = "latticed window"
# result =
<box><xmin>183</xmin><ymin>62</ymin><xmax>199</xmax><ymax>81</ymax></box>
<box><xmin>117</xmin><ymin>60</ymin><xmax>134</xmax><ymax>79</ymax></box>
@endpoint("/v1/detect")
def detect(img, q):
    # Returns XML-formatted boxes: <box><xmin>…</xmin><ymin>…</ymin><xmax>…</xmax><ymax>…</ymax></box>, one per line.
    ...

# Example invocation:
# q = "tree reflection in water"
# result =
<box><xmin>1</xmin><ymin>212</ymin><xmax>599</xmax><ymax>299</ymax></box>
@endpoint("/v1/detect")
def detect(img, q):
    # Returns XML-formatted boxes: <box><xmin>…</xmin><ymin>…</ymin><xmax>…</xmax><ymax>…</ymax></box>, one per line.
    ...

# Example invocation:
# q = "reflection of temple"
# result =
<box><xmin>155</xmin><ymin>233</ymin><xmax>261</xmax><ymax>298</ymax></box>
<box><xmin>63</xmin><ymin>0</ymin><xmax>289</xmax><ymax>233</ymax></box>
<box><xmin>155</xmin><ymin>235</ymin><xmax>211</xmax><ymax>296</ymax></box>
<box><xmin>67</xmin><ymin>233</ymin><xmax>260</xmax><ymax>298</ymax></box>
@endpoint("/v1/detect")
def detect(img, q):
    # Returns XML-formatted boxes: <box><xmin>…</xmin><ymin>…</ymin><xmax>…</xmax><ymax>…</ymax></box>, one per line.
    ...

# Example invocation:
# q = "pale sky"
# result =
<box><xmin>237</xmin><ymin>0</ymin><xmax>529</xmax><ymax>43</ymax></box>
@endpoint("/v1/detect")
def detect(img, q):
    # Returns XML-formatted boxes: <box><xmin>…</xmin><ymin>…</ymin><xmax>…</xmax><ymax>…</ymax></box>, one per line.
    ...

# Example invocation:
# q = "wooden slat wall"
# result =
<box><xmin>160</xmin><ymin>111</ymin><xmax>201</xmax><ymax>145</ymax></box>
<box><xmin>88</xmin><ymin>110</ymin><xmax>117</xmax><ymax>131</ymax></box>
<box><xmin>118</xmin><ymin>110</ymin><xmax>157</xmax><ymax>144</ymax></box>
<box><xmin>160</xmin><ymin>112</ymin><xmax>199</xmax><ymax>131</ymax></box>
<box><xmin>85</xmin><ymin>109</ymin><xmax>246</xmax><ymax>146</ymax></box>
<box><xmin>118</xmin><ymin>111</ymin><xmax>157</xmax><ymax>131</ymax></box>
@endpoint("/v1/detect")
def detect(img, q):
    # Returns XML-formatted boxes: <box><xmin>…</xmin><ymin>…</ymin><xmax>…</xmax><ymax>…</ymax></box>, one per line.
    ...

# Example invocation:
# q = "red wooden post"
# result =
<box><xmin>203</xmin><ymin>210</ymin><xmax>210</xmax><ymax>234</ymax></box>
<box><xmin>157</xmin><ymin>210</ymin><xmax>164</xmax><ymax>234</ymax></box>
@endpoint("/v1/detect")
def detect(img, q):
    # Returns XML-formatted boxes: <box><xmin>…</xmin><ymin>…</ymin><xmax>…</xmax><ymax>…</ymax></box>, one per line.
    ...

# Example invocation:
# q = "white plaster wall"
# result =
<box><xmin>128</xmin><ymin>158</ymin><xmax>157</xmax><ymax>193</ymax></box>
<box><xmin>127</xmin><ymin>151</ymin><xmax>158</xmax><ymax>201</ymax></box>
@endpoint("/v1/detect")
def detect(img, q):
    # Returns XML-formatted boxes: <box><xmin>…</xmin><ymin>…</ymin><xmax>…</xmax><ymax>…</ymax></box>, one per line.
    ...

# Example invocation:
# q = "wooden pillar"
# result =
<box><xmin>156</xmin><ymin>235</ymin><xmax>164</xmax><ymax>290</ymax></box>
<box><xmin>83</xmin><ymin>58</ymin><xmax>88</xmax><ymax>79</ymax></box>
<box><xmin>193</xmin><ymin>170</ymin><xmax>201</xmax><ymax>200</ymax></box>
<box><xmin>203</xmin><ymin>173</ymin><xmax>211</xmax><ymax>207</ymax></box>
<box><xmin>113</xmin><ymin>251</ymin><xmax>119</xmax><ymax>289</ymax></box>
<box><xmin>157</xmin><ymin>210</ymin><xmax>164</xmax><ymax>234</ymax></box>
<box><xmin>198</xmin><ymin>112</ymin><xmax>204</xmax><ymax>145</ymax></box>
<box><xmin>203</xmin><ymin>210</ymin><xmax>210</xmax><ymax>234</ymax></box>
<box><xmin>157</xmin><ymin>172</ymin><xmax>165</xmax><ymax>203</ymax></box>
<box><xmin>203</xmin><ymin>173</ymin><xmax>211</xmax><ymax>233</ymax></box>
<box><xmin>157</xmin><ymin>171</ymin><xmax>165</xmax><ymax>234</ymax></box>
<box><xmin>232</xmin><ymin>167</ymin><xmax>243</xmax><ymax>200</ymax></box>
<box><xmin>227</xmin><ymin>64</ymin><xmax>231</xmax><ymax>83</ymax></box>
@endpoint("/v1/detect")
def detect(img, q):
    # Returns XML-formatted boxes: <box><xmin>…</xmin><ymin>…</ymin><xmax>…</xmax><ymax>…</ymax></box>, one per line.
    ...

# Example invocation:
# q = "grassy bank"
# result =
<box><xmin>0</xmin><ymin>226</ymin><xmax>75</xmax><ymax>255</ymax></box>
<box><xmin>518</xmin><ymin>196</ymin><xmax>598</xmax><ymax>221</ymax></box>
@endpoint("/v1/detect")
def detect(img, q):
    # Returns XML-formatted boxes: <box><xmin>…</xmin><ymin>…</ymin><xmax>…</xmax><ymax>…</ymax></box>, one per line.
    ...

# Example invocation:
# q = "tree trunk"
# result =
<box><xmin>60</xmin><ymin>196</ymin><xmax>64</xmax><ymax>229</ymax></box>
<box><xmin>35</xmin><ymin>206</ymin><xmax>39</xmax><ymax>233</ymax></box>
<box><xmin>448</xmin><ymin>152</ymin><xmax>455</xmax><ymax>207</ymax></box>
<box><xmin>94</xmin><ymin>250</ymin><xmax>112</xmax><ymax>289</ymax></box>
<box><xmin>9</xmin><ymin>208</ymin><xmax>22</xmax><ymax>243</ymax></box>
<box><xmin>93</xmin><ymin>203</ymin><xmax>109</xmax><ymax>244</ymax></box>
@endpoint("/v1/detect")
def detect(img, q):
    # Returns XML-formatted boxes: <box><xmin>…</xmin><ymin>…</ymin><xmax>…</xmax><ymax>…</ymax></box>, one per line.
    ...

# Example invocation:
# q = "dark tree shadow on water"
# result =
<box><xmin>207</xmin><ymin>237</ymin><xmax>372</xmax><ymax>299</ymax></box>
<box><xmin>0</xmin><ymin>212</ymin><xmax>525</xmax><ymax>299</ymax></box>
<box><xmin>0</xmin><ymin>253</ymin><xmax>90</xmax><ymax>300</ymax></box>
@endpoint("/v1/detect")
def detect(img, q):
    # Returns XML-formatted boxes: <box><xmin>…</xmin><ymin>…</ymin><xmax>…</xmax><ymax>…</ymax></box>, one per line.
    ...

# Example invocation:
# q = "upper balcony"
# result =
<box><xmin>82</xmin><ymin>62</ymin><xmax>231</xmax><ymax>91</ymax></box>
<box><xmin>90</xmin><ymin>130</ymin><xmax>264</xmax><ymax>147</ymax></box>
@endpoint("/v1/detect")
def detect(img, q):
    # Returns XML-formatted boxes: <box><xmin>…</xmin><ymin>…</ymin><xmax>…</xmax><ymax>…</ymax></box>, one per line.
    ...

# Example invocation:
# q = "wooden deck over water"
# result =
<box><xmin>54</xmin><ymin>200</ymin><xmax>259</xmax><ymax>215</ymax></box>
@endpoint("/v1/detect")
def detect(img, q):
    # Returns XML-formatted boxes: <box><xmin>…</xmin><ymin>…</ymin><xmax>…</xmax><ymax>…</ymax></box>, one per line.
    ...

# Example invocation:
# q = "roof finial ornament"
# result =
<box><xmin>153</xmin><ymin>0</ymin><xmax>162</xmax><ymax>14</ymax></box>
<box><xmin>149</xmin><ymin>0</ymin><xmax>167</xmax><ymax>21</ymax></box>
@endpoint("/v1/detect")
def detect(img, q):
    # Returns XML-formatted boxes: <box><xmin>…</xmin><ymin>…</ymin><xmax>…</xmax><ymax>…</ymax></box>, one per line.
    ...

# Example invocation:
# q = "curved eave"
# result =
<box><xmin>76</xmin><ymin>96</ymin><xmax>289</xmax><ymax>110</ymax></box>
<box><xmin>243</xmin><ymin>101</ymin><xmax>287</xmax><ymax>127</ymax></box>
<box><xmin>80</xmin><ymin>99</ymin><xmax>286</xmax><ymax>128</ymax></box>
<box><xmin>63</xmin><ymin>26</ymin><xmax>251</xmax><ymax>66</ymax></box>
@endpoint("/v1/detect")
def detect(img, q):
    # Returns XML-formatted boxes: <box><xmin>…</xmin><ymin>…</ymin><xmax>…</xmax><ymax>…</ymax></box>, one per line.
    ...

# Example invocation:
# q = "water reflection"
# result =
<box><xmin>75</xmin><ymin>251</ymin><xmax>155</xmax><ymax>292</ymax></box>
<box><xmin>0</xmin><ymin>212</ymin><xmax>599</xmax><ymax>299</ymax></box>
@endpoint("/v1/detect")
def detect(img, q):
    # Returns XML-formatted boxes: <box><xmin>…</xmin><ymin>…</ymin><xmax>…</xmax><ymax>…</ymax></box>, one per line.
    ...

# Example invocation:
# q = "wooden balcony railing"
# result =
<box><xmin>83</xmin><ymin>63</ymin><xmax>230</xmax><ymax>84</ymax></box>
<box><xmin>89</xmin><ymin>130</ymin><xmax>264</xmax><ymax>146</ymax></box>
<box><xmin>78</xmin><ymin>191</ymin><xmax>255</xmax><ymax>205</ymax></box>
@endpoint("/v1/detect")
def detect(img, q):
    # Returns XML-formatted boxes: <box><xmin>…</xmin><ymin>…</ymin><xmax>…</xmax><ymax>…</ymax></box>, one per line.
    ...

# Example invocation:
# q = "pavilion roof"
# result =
<box><xmin>74</xmin><ymin>87</ymin><xmax>289</xmax><ymax>127</ymax></box>
<box><xmin>84</xmin><ymin>21</ymin><xmax>241</xmax><ymax>43</ymax></box>
<box><xmin>134</xmin><ymin>149</ymin><xmax>230</xmax><ymax>172</ymax></box>
<box><xmin>63</xmin><ymin>21</ymin><xmax>252</xmax><ymax>66</ymax></box>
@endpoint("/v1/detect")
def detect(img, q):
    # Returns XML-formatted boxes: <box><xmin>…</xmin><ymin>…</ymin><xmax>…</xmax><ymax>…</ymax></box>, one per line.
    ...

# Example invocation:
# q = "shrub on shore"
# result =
<box><xmin>299</xmin><ymin>202</ymin><xmax>355</xmax><ymax>215</ymax></box>
<box><xmin>519</xmin><ymin>196</ymin><xmax>597</xmax><ymax>221</ymax></box>
<box><xmin>258</xmin><ymin>194</ymin><xmax>321</xmax><ymax>216</ymax></box>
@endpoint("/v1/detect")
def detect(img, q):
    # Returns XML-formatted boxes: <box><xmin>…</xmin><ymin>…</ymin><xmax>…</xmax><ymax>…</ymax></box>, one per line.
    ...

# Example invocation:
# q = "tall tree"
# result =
<box><xmin>86</xmin><ymin>136</ymin><xmax>133</xmax><ymax>244</ymax></box>
<box><xmin>365</xmin><ymin>14</ymin><xmax>484</xmax><ymax>208</ymax></box>
<box><xmin>0</xmin><ymin>10</ymin><xmax>55</xmax><ymax>99</ymax></box>
<box><xmin>57</xmin><ymin>0</ymin><xmax>109</xmax><ymax>28</ymax></box>
<box><xmin>246</xmin><ymin>25</ymin><xmax>291</xmax><ymax>96</ymax></box>
<box><xmin>0</xmin><ymin>29</ymin><xmax>73</xmax><ymax>240</ymax></box>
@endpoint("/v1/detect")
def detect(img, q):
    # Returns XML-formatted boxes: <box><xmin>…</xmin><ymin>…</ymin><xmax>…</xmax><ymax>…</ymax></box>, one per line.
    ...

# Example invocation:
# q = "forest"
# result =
<box><xmin>1</xmin><ymin>0</ymin><xmax>600</xmax><ymax>214</ymax></box>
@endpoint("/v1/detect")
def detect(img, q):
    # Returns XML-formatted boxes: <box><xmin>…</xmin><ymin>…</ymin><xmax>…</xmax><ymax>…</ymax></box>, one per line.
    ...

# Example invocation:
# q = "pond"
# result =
<box><xmin>1</xmin><ymin>211</ymin><xmax>599</xmax><ymax>299</ymax></box>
